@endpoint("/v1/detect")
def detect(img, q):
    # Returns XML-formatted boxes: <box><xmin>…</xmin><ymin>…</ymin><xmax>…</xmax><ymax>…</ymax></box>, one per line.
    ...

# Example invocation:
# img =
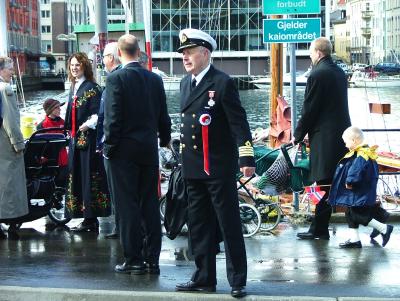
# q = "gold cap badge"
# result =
<box><xmin>180</xmin><ymin>34</ymin><xmax>188</xmax><ymax>43</ymax></box>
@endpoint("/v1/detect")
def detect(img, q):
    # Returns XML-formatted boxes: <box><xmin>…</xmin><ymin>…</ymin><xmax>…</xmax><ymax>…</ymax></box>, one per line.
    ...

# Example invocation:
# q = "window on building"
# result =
<box><xmin>41</xmin><ymin>0</ymin><xmax>50</xmax><ymax>4</ymax></box>
<box><xmin>41</xmin><ymin>25</ymin><xmax>51</xmax><ymax>33</ymax></box>
<box><xmin>41</xmin><ymin>10</ymin><xmax>50</xmax><ymax>18</ymax></box>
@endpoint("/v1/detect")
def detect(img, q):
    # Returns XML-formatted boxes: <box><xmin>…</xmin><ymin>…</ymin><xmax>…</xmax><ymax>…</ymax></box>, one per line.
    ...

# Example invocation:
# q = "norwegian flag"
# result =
<box><xmin>305</xmin><ymin>186</ymin><xmax>326</xmax><ymax>205</ymax></box>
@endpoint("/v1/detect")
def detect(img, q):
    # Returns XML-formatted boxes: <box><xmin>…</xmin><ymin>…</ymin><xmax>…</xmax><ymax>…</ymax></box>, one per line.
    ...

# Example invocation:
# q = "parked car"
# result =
<box><xmin>337</xmin><ymin>63</ymin><xmax>350</xmax><ymax>73</ymax></box>
<box><xmin>352</xmin><ymin>63</ymin><xmax>368</xmax><ymax>72</ymax></box>
<box><xmin>374</xmin><ymin>62</ymin><xmax>400</xmax><ymax>75</ymax></box>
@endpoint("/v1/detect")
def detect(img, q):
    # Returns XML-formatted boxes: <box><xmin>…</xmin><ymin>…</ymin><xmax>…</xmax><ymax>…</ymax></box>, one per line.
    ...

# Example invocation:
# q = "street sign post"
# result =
<box><xmin>263</xmin><ymin>18</ymin><xmax>321</xmax><ymax>43</ymax></box>
<box><xmin>263</xmin><ymin>0</ymin><xmax>321</xmax><ymax>15</ymax></box>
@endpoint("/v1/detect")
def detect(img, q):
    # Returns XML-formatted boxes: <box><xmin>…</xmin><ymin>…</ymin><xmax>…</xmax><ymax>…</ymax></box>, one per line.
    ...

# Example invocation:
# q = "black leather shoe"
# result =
<box><xmin>0</xmin><ymin>229</ymin><xmax>6</xmax><ymax>240</ymax></box>
<box><xmin>114</xmin><ymin>262</ymin><xmax>146</xmax><ymax>275</ymax></box>
<box><xmin>70</xmin><ymin>221</ymin><xmax>99</xmax><ymax>233</ymax></box>
<box><xmin>105</xmin><ymin>232</ymin><xmax>119</xmax><ymax>239</ymax></box>
<box><xmin>370</xmin><ymin>229</ymin><xmax>380</xmax><ymax>239</ymax></box>
<box><xmin>231</xmin><ymin>286</ymin><xmax>247</xmax><ymax>298</ymax></box>
<box><xmin>175</xmin><ymin>280</ymin><xmax>216</xmax><ymax>292</ymax></box>
<box><xmin>382</xmin><ymin>225</ymin><xmax>394</xmax><ymax>247</ymax></box>
<box><xmin>339</xmin><ymin>240</ymin><xmax>362</xmax><ymax>248</ymax></box>
<box><xmin>297</xmin><ymin>232</ymin><xmax>330</xmax><ymax>240</ymax></box>
<box><xmin>145</xmin><ymin>262</ymin><xmax>160</xmax><ymax>275</ymax></box>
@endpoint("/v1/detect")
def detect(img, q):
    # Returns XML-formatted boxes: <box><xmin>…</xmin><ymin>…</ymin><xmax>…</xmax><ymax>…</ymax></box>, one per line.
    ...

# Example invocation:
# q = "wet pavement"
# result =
<box><xmin>1</xmin><ymin>216</ymin><xmax>400</xmax><ymax>300</ymax></box>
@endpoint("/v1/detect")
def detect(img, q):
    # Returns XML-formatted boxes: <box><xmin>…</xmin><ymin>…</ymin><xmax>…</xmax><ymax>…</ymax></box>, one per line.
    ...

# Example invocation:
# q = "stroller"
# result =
<box><xmin>0</xmin><ymin>127</ymin><xmax>71</xmax><ymax>229</ymax></box>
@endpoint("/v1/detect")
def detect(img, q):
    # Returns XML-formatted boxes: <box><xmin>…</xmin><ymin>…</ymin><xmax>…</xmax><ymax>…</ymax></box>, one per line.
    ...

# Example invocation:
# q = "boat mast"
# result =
<box><xmin>269</xmin><ymin>15</ymin><xmax>284</xmax><ymax>148</ymax></box>
<box><xmin>0</xmin><ymin>0</ymin><xmax>7</xmax><ymax>56</ymax></box>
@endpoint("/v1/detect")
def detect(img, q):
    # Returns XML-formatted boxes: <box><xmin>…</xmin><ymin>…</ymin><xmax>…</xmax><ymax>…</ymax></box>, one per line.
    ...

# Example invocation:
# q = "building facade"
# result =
<box><xmin>346</xmin><ymin>0</ymin><xmax>400</xmax><ymax>65</ymax></box>
<box><xmin>39</xmin><ymin>0</ymin><xmax>86</xmax><ymax>73</ymax></box>
<box><xmin>146</xmin><ymin>0</ymin><xmax>329</xmax><ymax>76</ymax></box>
<box><xmin>6</xmin><ymin>0</ymin><xmax>41</xmax><ymax>75</ymax></box>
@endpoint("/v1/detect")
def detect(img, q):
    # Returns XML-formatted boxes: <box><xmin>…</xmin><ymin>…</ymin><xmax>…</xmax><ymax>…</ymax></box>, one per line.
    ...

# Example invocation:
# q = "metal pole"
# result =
<box><xmin>325</xmin><ymin>0</ymin><xmax>331</xmax><ymax>39</ymax></box>
<box><xmin>95</xmin><ymin>1</ymin><xmax>108</xmax><ymax>85</ymax></box>
<box><xmin>289</xmin><ymin>42</ymin><xmax>299</xmax><ymax>212</ymax></box>
<box><xmin>143</xmin><ymin>0</ymin><xmax>152</xmax><ymax>71</ymax></box>
<box><xmin>0</xmin><ymin>0</ymin><xmax>8</xmax><ymax>56</ymax></box>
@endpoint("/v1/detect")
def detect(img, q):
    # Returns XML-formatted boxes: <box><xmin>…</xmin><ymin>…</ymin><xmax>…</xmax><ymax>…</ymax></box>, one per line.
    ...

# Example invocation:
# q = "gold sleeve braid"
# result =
<box><xmin>238</xmin><ymin>141</ymin><xmax>254</xmax><ymax>157</ymax></box>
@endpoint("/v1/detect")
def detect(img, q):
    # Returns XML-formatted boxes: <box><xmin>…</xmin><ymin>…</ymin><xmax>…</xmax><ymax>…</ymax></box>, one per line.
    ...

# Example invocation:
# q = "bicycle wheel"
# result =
<box><xmin>47</xmin><ymin>193</ymin><xmax>71</xmax><ymax>225</ymax></box>
<box><xmin>239</xmin><ymin>202</ymin><xmax>261</xmax><ymax>238</ymax></box>
<box><xmin>376</xmin><ymin>175</ymin><xmax>399</xmax><ymax>210</ymax></box>
<box><xmin>256</xmin><ymin>199</ymin><xmax>282</xmax><ymax>231</ymax></box>
<box><xmin>159</xmin><ymin>195</ymin><xmax>166</xmax><ymax>222</ymax></box>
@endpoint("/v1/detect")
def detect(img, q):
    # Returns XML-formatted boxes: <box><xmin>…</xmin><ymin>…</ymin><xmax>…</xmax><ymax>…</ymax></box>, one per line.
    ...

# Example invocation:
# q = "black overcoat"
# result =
<box><xmin>294</xmin><ymin>56</ymin><xmax>351</xmax><ymax>182</ymax></box>
<box><xmin>180</xmin><ymin>65</ymin><xmax>255</xmax><ymax>179</ymax></box>
<box><xmin>103</xmin><ymin>62</ymin><xmax>171</xmax><ymax>162</ymax></box>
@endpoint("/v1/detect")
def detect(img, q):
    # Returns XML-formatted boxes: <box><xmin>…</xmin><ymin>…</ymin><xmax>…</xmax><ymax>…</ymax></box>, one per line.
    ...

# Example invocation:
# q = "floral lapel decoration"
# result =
<box><xmin>74</xmin><ymin>88</ymin><xmax>98</xmax><ymax>108</ymax></box>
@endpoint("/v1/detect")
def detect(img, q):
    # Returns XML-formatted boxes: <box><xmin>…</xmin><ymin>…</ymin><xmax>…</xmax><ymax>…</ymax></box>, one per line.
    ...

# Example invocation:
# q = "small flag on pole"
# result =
<box><xmin>305</xmin><ymin>186</ymin><xmax>326</xmax><ymax>205</ymax></box>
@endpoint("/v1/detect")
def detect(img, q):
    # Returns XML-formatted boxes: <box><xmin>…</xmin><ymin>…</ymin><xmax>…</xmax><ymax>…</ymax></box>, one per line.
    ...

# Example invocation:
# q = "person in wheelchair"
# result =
<box><xmin>0</xmin><ymin>56</ymin><xmax>29</xmax><ymax>239</ymax></box>
<box><xmin>37</xmin><ymin>98</ymin><xmax>68</xmax><ymax>190</ymax></box>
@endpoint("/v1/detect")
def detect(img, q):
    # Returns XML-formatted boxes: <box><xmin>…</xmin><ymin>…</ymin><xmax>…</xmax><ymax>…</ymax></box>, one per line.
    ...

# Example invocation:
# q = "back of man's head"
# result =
<box><xmin>118</xmin><ymin>34</ymin><xmax>140</xmax><ymax>60</ymax></box>
<box><xmin>312</xmin><ymin>37</ymin><xmax>332</xmax><ymax>57</ymax></box>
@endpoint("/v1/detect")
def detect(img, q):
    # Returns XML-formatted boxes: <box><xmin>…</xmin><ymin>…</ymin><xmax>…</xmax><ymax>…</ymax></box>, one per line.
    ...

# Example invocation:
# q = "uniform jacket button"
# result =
<box><xmin>192</xmin><ymin>135</ymin><xmax>195</xmax><ymax>139</ymax></box>
<box><xmin>181</xmin><ymin>123</ymin><xmax>184</xmax><ymax>127</ymax></box>
<box><xmin>192</xmin><ymin>114</ymin><xmax>196</xmax><ymax>118</ymax></box>
<box><xmin>193</xmin><ymin>145</ymin><xmax>197</xmax><ymax>149</ymax></box>
<box><xmin>181</xmin><ymin>113</ymin><xmax>185</xmax><ymax>117</ymax></box>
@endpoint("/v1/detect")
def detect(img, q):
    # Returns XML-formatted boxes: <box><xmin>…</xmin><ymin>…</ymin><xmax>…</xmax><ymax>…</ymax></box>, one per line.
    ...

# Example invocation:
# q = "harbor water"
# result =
<box><xmin>20</xmin><ymin>86</ymin><xmax>400</xmax><ymax>152</ymax></box>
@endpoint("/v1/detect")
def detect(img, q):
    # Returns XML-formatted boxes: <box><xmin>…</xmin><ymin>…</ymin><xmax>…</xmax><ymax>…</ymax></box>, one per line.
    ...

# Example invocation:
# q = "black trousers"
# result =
<box><xmin>104</xmin><ymin>155</ymin><xmax>161</xmax><ymax>264</ymax></box>
<box><xmin>308</xmin><ymin>179</ymin><xmax>332</xmax><ymax>236</ymax></box>
<box><xmin>185</xmin><ymin>176</ymin><xmax>247</xmax><ymax>287</ymax></box>
<box><xmin>346</xmin><ymin>204</ymin><xmax>390</xmax><ymax>228</ymax></box>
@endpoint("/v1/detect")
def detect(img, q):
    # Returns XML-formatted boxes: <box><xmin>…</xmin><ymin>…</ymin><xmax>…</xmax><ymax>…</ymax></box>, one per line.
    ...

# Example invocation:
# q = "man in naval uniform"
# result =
<box><xmin>174</xmin><ymin>28</ymin><xmax>255</xmax><ymax>298</ymax></box>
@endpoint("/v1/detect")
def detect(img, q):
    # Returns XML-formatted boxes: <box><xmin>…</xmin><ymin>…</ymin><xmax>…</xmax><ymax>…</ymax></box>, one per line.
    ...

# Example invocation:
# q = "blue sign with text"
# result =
<box><xmin>263</xmin><ymin>18</ymin><xmax>321</xmax><ymax>43</ymax></box>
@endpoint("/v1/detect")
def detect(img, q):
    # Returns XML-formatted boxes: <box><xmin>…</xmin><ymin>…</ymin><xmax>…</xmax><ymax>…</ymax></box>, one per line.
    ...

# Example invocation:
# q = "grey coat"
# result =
<box><xmin>0</xmin><ymin>79</ymin><xmax>28</xmax><ymax>219</ymax></box>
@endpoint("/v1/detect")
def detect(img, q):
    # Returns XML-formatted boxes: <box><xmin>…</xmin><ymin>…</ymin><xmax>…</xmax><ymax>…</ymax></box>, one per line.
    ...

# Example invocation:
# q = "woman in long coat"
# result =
<box><xmin>64</xmin><ymin>52</ymin><xmax>110</xmax><ymax>232</ymax></box>
<box><xmin>0</xmin><ymin>56</ymin><xmax>29</xmax><ymax>239</ymax></box>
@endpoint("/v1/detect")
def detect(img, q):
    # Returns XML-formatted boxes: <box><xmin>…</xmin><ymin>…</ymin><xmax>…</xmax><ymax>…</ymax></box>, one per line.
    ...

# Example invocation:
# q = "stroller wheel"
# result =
<box><xmin>47</xmin><ymin>193</ymin><xmax>71</xmax><ymax>225</ymax></box>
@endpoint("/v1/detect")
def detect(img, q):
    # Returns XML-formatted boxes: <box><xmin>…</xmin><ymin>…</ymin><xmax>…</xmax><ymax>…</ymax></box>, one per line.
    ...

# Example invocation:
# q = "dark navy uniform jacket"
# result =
<box><xmin>180</xmin><ymin>65</ymin><xmax>255</xmax><ymax>179</ymax></box>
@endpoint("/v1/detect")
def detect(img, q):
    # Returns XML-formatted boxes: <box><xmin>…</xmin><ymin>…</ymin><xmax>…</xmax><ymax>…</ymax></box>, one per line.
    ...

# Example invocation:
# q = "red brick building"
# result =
<box><xmin>6</xmin><ymin>0</ymin><xmax>41</xmax><ymax>75</ymax></box>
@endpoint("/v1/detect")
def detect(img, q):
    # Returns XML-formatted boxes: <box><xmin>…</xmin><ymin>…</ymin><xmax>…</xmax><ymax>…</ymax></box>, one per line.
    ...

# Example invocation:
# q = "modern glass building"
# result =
<box><xmin>149</xmin><ymin>0</ymin><xmax>328</xmax><ymax>76</ymax></box>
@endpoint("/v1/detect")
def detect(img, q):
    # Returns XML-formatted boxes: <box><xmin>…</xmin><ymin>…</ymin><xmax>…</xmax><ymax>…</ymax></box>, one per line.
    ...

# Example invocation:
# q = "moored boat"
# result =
<box><xmin>350</xmin><ymin>71</ymin><xmax>400</xmax><ymax>88</ymax></box>
<box><xmin>250</xmin><ymin>70</ymin><xmax>310</xmax><ymax>89</ymax></box>
<box><xmin>152</xmin><ymin>67</ymin><xmax>181</xmax><ymax>91</ymax></box>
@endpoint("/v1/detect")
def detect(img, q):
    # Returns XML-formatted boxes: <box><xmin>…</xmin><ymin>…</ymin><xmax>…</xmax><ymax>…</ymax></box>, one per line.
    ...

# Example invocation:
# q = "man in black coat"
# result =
<box><xmin>174</xmin><ymin>28</ymin><xmax>255</xmax><ymax>299</ymax></box>
<box><xmin>293</xmin><ymin>37</ymin><xmax>351</xmax><ymax>240</ymax></box>
<box><xmin>103</xmin><ymin>34</ymin><xmax>171</xmax><ymax>275</ymax></box>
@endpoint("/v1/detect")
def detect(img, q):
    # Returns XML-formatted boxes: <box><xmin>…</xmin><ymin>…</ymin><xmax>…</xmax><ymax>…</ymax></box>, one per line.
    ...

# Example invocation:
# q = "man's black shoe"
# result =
<box><xmin>382</xmin><ymin>224</ymin><xmax>394</xmax><ymax>247</ymax></box>
<box><xmin>175</xmin><ymin>280</ymin><xmax>216</xmax><ymax>292</ymax></box>
<box><xmin>146</xmin><ymin>262</ymin><xmax>160</xmax><ymax>275</ymax></box>
<box><xmin>70</xmin><ymin>221</ymin><xmax>99</xmax><ymax>233</ymax></box>
<box><xmin>105</xmin><ymin>232</ymin><xmax>119</xmax><ymax>239</ymax></box>
<box><xmin>114</xmin><ymin>262</ymin><xmax>146</xmax><ymax>275</ymax></box>
<box><xmin>297</xmin><ymin>232</ymin><xmax>329</xmax><ymax>240</ymax></box>
<box><xmin>231</xmin><ymin>286</ymin><xmax>247</xmax><ymax>298</ymax></box>
<box><xmin>0</xmin><ymin>228</ymin><xmax>6</xmax><ymax>240</ymax></box>
<box><xmin>339</xmin><ymin>240</ymin><xmax>362</xmax><ymax>248</ymax></box>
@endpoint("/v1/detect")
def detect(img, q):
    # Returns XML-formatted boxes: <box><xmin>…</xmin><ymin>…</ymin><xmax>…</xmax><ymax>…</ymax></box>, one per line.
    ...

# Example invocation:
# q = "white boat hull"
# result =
<box><xmin>350</xmin><ymin>71</ymin><xmax>400</xmax><ymax>88</ymax></box>
<box><xmin>250</xmin><ymin>71</ymin><xmax>310</xmax><ymax>89</ymax></box>
<box><xmin>352</xmin><ymin>79</ymin><xmax>400</xmax><ymax>88</ymax></box>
